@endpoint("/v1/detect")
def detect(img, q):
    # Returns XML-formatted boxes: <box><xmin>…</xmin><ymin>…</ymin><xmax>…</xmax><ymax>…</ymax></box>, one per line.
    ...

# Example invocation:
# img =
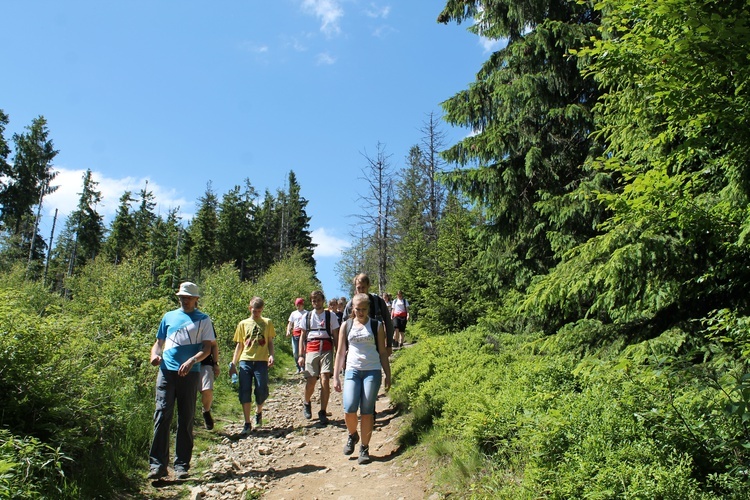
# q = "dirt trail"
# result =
<box><xmin>144</xmin><ymin>363</ymin><xmax>435</xmax><ymax>500</ymax></box>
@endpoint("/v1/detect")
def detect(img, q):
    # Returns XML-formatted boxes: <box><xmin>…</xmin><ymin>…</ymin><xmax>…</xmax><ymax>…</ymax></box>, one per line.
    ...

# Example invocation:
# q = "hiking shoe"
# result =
<box><xmin>203</xmin><ymin>410</ymin><xmax>214</xmax><ymax>430</ymax></box>
<box><xmin>343</xmin><ymin>432</ymin><xmax>359</xmax><ymax>455</ymax></box>
<box><xmin>358</xmin><ymin>444</ymin><xmax>371</xmax><ymax>464</ymax></box>
<box><xmin>318</xmin><ymin>410</ymin><xmax>329</xmax><ymax>426</ymax></box>
<box><xmin>303</xmin><ymin>402</ymin><xmax>312</xmax><ymax>419</ymax></box>
<box><xmin>147</xmin><ymin>467</ymin><xmax>167</xmax><ymax>480</ymax></box>
<box><xmin>174</xmin><ymin>467</ymin><xmax>189</xmax><ymax>480</ymax></box>
<box><xmin>254</xmin><ymin>412</ymin><xmax>262</xmax><ymax>427</ymax></box>
<box><xmin>241</xmin><ymin>422</ymin><xmax>252</xmax><ymax>436</ymax></box>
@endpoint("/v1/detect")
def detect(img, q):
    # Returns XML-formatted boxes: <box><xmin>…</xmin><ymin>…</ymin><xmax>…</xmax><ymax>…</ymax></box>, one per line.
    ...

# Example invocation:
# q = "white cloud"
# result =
<box><xmin>365</xmin><ymin>4</ymin><xmax>390</xmax><ymax>19</ymax></box>
<box><xmin>372</xmin><ymin>25</ymin><xmax>395</xmax><ymax>38</ymax></box>
<box><xmin>316</xmin><ymin>52</ymin><xmax>336</xmax><ymax>65</ymax></box>
<box><xmin>301</xmin><ymin>0</ymin><xmax>344</xmax><ymax>37</ymax></box>
<box><xmin>479</xmin><ymin>36</ymin><xmax>506</xmax><ymax>54</ymax></box>
<box><xmin>43</xmin><ymin>167</ymin><xmax>193</xmax><ymax>224</ymax></box>
<box><xmin>311</xmin><ymin>227</ymin><xmax>350</xmax><ymax>258</ymax></box>
<box><xmin>239</xmin><ymin>41</ymin><xmax>269</xmax><ymax>54</ymax></box>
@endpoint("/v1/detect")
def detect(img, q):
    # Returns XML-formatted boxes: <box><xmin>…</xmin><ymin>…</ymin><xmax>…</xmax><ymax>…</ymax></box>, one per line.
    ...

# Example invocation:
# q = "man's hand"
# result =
<box><xmin>178</xmin><ymin>357</ymin><xmax>197</xmax><ymax>376</ymax></box>
<box><xmin>150</xmin><ymin>353</ymin><xmax>162</xmax><ymax>367</ymax></box>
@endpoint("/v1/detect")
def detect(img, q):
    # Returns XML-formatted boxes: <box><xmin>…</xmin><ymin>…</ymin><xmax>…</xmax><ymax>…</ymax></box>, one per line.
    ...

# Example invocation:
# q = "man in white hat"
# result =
<box><xmin>147</xmin><ymin>281</ymin><xmax>217</xmax><ymax>480</ymax></box>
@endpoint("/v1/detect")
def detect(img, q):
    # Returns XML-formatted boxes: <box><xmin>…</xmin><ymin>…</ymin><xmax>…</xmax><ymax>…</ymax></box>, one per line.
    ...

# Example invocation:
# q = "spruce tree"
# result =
<box><xmin>438</xmin><ymin>0</ymin><xmax>605</xmax><ymax>291</ymax></box>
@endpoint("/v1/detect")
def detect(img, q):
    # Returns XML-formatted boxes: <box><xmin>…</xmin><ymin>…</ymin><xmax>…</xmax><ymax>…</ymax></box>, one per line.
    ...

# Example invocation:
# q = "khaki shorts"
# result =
<box><xmin>304</xmin><ymin>350</ymin><xmax>333</xmax><ymax>378</ymax></box>
<box><xmin>200</xmin><ymin>364</ymin><xmax>215</xmax><ymax>391</ymax></box>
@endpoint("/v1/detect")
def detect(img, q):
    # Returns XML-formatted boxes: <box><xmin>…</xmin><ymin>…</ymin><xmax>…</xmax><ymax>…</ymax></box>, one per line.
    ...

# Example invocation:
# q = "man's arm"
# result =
<box><xmin>267</xmin><ymin>337</ymin><xmax>274</xmax><ymax>367</ymax></box>
<box><xmin>380</xmin><ymin>297</ymin><xmax>394</xmax><ymax>348</ymax></box>
<box><xmin>150</xmin><ymin>338</ymin><xmax>165</xmax><ymax>366</ymax></box>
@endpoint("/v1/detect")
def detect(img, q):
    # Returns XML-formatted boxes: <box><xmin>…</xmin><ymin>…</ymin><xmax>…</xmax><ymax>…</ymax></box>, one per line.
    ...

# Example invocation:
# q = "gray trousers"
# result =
<box><xmin>149</xmin><ymin>368</ymin><xmax>200</xmax><ymax>471</ymax></box>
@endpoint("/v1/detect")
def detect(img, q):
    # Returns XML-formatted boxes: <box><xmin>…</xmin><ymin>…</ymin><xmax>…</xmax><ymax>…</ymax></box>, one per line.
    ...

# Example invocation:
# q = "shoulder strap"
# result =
<box><xmin>325</xmin><ymin>310</ymin><xmax>331</xmax><ymax>338</ymax></box>
<box><xmin>344</xmin><ymin>318</ymin><xmax>353</xmax><ymax>350</ymax></box>
<box><xmin>306</xmin><ymin>311</ymin><xmax>312</xmax><ymax>332</ymax></box>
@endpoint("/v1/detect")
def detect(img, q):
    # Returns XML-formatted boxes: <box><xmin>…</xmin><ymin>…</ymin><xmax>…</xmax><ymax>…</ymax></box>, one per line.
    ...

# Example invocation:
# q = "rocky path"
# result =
<box><xmin>144</xmin><ymin>368</ymin><xmax>434</xmax><ymax>499</ymax></box>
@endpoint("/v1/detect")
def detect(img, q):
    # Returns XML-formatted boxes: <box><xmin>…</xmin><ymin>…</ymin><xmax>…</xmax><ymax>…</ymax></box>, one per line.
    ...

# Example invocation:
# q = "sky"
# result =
<box><xmin>1</xmin><ymin>1</ymin><xmax>499</xmax><ymax>298</ymax></box>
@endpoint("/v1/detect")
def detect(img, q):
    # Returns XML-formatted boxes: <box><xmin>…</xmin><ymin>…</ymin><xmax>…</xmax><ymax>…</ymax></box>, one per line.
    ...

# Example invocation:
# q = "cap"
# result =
<box><xmin>295</xmin><ymin>297</ymin><xmax>304</xmax><ymax>306</ymax></box>
<box><xmin>176</xmin><ymin>282</ymin><xmax>200</xmax><ymax>297</ymax></box>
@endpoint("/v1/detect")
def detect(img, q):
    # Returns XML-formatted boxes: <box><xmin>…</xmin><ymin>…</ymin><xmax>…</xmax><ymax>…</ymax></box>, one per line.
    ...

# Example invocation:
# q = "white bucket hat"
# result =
<box><xmin>176</xmin><ymin>282</ymin><xmax>200</xmax><ymax>297</ymax></box>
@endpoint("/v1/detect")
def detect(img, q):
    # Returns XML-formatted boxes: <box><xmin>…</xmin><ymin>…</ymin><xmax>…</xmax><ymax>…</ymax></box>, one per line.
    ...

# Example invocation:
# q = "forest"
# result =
<box><xmin>2</xmin><ymin>0</ymin><xmax>750</xmax><ymax>498</ymax></box>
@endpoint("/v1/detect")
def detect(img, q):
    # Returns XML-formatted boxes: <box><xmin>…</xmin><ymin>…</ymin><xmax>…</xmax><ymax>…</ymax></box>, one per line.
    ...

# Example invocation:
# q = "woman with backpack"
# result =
<box><xmin>333</xmin><ymin>293</ymin><xmax>391</xmax><ymax>465</ymax></box>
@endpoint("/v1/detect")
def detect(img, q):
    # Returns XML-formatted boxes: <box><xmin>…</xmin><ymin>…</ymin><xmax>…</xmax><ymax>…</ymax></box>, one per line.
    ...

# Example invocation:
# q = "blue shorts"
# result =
<box><xmin>342</xmin><ymin>369</ymin><xmax>381</xmax><ymax>415</ymax></box>
<box><xmin>238</xmin><ymin>360</ymin><xmax>269</xmax><ymax>406</ymax></box>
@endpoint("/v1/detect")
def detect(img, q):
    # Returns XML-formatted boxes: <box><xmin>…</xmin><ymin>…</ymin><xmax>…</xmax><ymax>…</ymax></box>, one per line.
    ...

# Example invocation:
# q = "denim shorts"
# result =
<box><xmin>342</xmin><ymin>369</ymin><xmax>382</xmax><ymax>415</ymax></box>
<box><xmin>238</xmin><ymin>360</ymin><xmax>269</xmax><ymax>405</ymax></box>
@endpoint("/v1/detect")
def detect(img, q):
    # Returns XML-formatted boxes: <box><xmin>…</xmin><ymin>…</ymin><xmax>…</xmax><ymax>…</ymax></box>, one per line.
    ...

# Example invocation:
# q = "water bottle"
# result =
<box><xmin>230</xmin><ymin>363</ymin><xmax>238</xmax><ymax>385</ymax></box>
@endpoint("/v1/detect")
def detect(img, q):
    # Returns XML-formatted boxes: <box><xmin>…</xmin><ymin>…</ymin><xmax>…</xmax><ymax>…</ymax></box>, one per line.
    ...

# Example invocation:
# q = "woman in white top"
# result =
<box><xmin>333</xmin><ymin>293</ymin><xmax>391</xmax><ymax>465</ymax></box>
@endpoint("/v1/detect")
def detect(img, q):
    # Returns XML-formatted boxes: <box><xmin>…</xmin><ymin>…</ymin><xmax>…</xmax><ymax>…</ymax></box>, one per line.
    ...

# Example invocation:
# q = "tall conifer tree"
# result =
<box><xmin>438</xmin><ymin>0</ymin><xmax>605</xmax><ymax>291</ymax></box>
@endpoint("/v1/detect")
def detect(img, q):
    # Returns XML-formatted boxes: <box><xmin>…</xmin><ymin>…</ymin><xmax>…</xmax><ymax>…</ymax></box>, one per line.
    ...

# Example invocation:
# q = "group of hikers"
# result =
<box><xmin>146</xmin><ymin>273</ymin><xmax>409</xmax><ymax>481</ymax></box>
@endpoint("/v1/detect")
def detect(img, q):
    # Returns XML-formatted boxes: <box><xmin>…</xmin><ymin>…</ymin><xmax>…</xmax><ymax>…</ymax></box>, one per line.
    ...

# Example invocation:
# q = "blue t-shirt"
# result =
<box><xmin>157</xmin><ymin>308</ymin><xmax>216</xmax><ymax>372</ymax></box>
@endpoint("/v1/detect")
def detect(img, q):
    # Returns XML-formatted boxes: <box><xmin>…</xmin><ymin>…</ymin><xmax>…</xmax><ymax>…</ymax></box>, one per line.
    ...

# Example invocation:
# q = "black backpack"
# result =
<box><xmin>303</xmin><ymin>310</ymin><xmax>332</xmax><ymax>346</ymax></box>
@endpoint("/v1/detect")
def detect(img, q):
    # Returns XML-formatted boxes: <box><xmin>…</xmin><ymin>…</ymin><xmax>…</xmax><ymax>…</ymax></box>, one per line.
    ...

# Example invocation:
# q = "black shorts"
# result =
<box><xmin>394</xmin><ymin>316</ymin><xmax>407</xmax><ymax>331</ymax></box>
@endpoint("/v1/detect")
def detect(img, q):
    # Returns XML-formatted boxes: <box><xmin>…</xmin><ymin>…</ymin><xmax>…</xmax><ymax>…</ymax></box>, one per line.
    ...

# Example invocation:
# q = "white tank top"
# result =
<box><xmin>345</xmin><ymin>320</ymin><xmax>381</xmax><ymax>371</ymax></box>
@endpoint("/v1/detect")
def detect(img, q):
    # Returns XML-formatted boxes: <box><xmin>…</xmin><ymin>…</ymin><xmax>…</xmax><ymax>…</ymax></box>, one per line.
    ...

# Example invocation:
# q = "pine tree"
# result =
<box><xmin>102</xmin><ymin>191</ymin><xmax>136</xmax><ymax>264</ymax></box>
<box><xmin>0</xmin><ymin>116</ymin><xmax>59</xmax><ymax>268</ymax></box>
<box><xmin>187</xmin><ymin>183</ymin><xmax>219</xmax><ymax>278</ymax></box>
<box><xmin>132</xmin><ymin>183</ymin><xmax>156</xmax><ymax>256</ymax></box>
<box><xmin>281</xmin><ymin>171</ymin><xmax>316</xmax><ymax>269</ymax></box>
<box><xmin>66</xmin><ymin>169</ymin><xmax>105</xmax><ymax>270</ymax></box>
<box><xmin>217</xmin><ymin>179</ymin><xmax>259</xmax><ymax>280</ymax></box>
<box><xmin>438</xmin><ymin>0</ymin><xmax>605</xmax><ymax>291</ymax></box>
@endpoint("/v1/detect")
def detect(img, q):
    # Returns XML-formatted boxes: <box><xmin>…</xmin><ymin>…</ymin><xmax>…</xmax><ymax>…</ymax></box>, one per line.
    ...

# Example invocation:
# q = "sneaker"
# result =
<box><xmin>203</xmin><ymin>410</ymin><xmax>214</xmax><ymax>430</ymax></box>
<box><xmin>174</xmin><ymin>467</ymin><xmax>189</xmax><ymax>480</ymax></box>
<box><xmin>343</xmin><ymin>432</ymin><xmax>359</xmax><ymax>455</ymax></box>
<box><xmin>254</xmin><ymin>412</ymin><xmax>262</xmax><ymax>427</ymax></box>
<box><xmin>358</xmin><ymin>444</ymin><xmax>371</xmax><ymax>465</ymax></box>
<box><xmin>147</xmin><ymin>467</ymin><xmax>167</xmax><ymax>480</ymax></box>
<box><xmin>303</xmin><ymin>402</ymin><xmax>312</xmax><ymax>419</ymax></box>
<box><xmin>318</xmin><ymin>410</ymin><xmax>329</xmax><ymax>426</ymax></box>
<box><xmin>241</xmin><ymin>422</ymin><xmax>252</xmax><ymax>436</ymax></box>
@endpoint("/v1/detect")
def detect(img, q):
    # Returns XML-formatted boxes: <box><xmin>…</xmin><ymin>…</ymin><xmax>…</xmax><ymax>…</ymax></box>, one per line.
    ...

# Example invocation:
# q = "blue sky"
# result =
<box><xmin>1</xmin><ymin>1</ymin><xmax>498</xmax><ymax>298</ymax></box>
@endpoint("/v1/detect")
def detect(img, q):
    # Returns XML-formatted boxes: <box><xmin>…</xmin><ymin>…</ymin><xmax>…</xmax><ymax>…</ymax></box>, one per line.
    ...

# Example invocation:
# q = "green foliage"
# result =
<box><xmin>249</xmin><ymin>251</ymin><xmax>320</xmax><ymax>355</ymax></box>
<box><xmin>0</xmin><ymin>430</ymin><xmax>73</xmax><ymax>499</ymax></box>
<box><xmin>199</xmin><ymin>263</ymin><xmax>252</xmax><ymax>351</ymax></box>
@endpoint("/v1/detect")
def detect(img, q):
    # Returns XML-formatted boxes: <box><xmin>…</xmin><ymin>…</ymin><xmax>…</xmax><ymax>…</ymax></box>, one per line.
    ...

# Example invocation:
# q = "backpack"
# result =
<box><xmin>368</xmin><ymin>293</ymin><xmax>381</xmax><ymax>321</ymax></box>
<box><xmin>302</xmin><ymin>310</ymin><xmax>333</xmax><ymax>353</ymax></box>
<box><xmin>305</xmin><ymin>309</ymin><xmax>332</xmax><ymax>338</ymax></box>
<box><xmin>343</xmin><ymin>317</ymin><xmax>380</xmax><ymax>353</ymax></box>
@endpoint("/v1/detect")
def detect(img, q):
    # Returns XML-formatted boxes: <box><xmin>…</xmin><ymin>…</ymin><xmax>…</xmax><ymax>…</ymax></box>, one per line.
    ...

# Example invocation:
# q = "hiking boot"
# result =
<box><xmin>343</xmin><ymin>432</ymin><xmax>359</xmax><ymax>455</ymax></box>
<box><xmin>241</xmin><ymin>422</ymin><xmax>252</xmax><ymax>436</ymax></box>
<box><xmin>318</xmin><ymin>410</ymin><xmax>329</xmax><ymax>426</ymax></box>
<box><xmin>147</xmin><ymin>467</ymin><xmax>167</xmax><ymax>480</ymax></box>
<box><xmin>254</xmin><ymin>412</ymin><xmax>262</xmax><ymax>427</ymax></box>
<box><xmin>174</xmin><ymin>467</ymin><xmax>189</xmax><ymax>480</ymax></box>
<box><xmin>358</xmin><ymin>444</ymin><xmax>371</xmax><ymax>465</ymax></box>
<box><xmin>303</xmin><ymin>402</ymin><xmax>312</xmax><ymax>419</ymax></box>
<box><xmin>203</xmin><ymin>410</ymin><xmax>214</xmax><ymax>430</ymax></box>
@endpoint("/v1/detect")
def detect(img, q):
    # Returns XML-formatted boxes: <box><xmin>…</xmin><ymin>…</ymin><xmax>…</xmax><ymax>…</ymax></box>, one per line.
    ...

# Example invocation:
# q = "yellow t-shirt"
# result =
<box><xmin>234</xmin><ymin>316</ymin><xmax>276</xmax><ymax>361</ymax></box>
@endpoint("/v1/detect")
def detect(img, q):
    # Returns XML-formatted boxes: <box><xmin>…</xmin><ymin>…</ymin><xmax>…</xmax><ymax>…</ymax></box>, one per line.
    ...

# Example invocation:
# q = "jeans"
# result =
<box><xmin>342</xmin><ymin>369</ymin><xmax>381</xmax><ymax>415</ymax></box>
<box><xmin>149</xmin><ymin>368</ymin><xmax>200</xmax><ymax>471</ymax></box>
<box><xmin>238</xmin><ymin>360</ymin><xmax>269</xmax><ymax>405</ymax></box>
<box><xmin>291</xmin><ymin>335</ymin><xmax>300</xmax><ymax>367</ymax></box>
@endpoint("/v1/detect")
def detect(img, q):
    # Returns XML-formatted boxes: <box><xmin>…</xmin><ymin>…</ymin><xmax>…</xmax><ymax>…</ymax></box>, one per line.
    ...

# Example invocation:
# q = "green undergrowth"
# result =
<box><xmin>0</xmin><ymin>255</ymin><xmax>317</xmax><ymax>498</ymax></box>
<box><xmin>391</xmin><ymin>319</ymin><xmax>750</xmax><ymax>499</ymax></box>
